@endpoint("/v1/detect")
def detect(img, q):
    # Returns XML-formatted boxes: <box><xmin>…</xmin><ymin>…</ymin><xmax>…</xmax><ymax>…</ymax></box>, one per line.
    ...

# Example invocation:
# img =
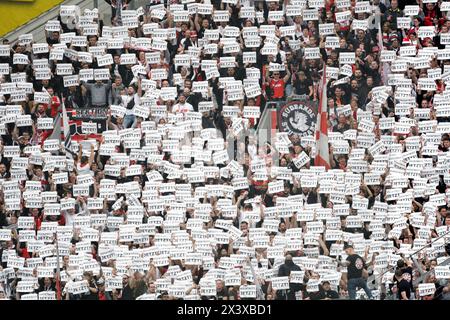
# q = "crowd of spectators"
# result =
<box><xmin>0</xmin><ymin>0</ymin><xmax>449</xmax><ymax>300</ymax></box>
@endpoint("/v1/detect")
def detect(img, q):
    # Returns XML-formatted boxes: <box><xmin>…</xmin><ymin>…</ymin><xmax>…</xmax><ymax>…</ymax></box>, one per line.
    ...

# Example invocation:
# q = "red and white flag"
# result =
<box><xmin>314</xmin><ymin>65</ymin><xmax>331</xmax><ymax>170</ymax></box>
<box><xmin>377</xmin><ymin>19</ymin><xmax>389</xmax><ymax>85</ymax></box>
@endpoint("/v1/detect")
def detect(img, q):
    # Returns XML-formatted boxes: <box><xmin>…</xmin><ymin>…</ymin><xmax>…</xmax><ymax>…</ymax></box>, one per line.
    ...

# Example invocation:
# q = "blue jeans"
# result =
<box><xmin>124</xmin><ymin>114</ymin><xmax>136</xmax><ymax>128</ymax></box>
<box><xmin>348</xmin><ymin>277</ymin><xmax>373</xmax><ymax>300</ymax></box>
<box><xmin>285</xmin><ymin>84</ymin><xmax>293</xmax><ymax>97</ymax></box>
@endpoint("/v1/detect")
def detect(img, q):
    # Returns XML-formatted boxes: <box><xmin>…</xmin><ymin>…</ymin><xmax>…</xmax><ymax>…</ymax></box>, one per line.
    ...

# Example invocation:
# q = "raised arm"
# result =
<box><xmin>283</xmin><ymin>64</ymin><xmax>291</xmax><ymax>83</ymax></box>
<box><xmin>88</xmin><ymin>144</ymin><xmax>95</xmax><ymax>168</ymax></box>
<box><xmin>194</xmin><ymin>14</ymin><xmax>202</xmax><ymax>33</ymax></box>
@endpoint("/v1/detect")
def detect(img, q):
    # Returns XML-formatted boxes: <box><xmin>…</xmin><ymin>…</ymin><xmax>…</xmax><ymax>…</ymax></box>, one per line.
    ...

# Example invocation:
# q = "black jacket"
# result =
<box><xmin>278</xmin><ymin>260</ymin><xmax>302</xmax><ymax>293</ymax></box>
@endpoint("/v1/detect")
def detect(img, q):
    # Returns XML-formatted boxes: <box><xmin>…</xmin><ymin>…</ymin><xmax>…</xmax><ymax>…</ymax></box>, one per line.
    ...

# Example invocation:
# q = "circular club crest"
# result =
<box><xmin>279</xmin><ymin>101</ymin><xmax>316</xmax><ymax>136</ymax></box>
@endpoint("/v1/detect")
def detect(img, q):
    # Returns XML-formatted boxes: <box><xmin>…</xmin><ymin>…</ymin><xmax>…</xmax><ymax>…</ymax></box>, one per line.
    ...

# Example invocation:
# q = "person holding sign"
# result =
<box><xmin>81</xmin><ymin>80</ymin><xmax>113</xmax><ymax>109</ymax></box>
<box><xmin>393</xmin><ymin>269</ymin><xmax>411</xmax><ymax>300</ymax></box>
<box><xmin>173</xmin><ymin>93</ymin><xmax>194</xmax><ymax>114</ymax></box>
<box><xmin>339</xmin><ymin>245</ymin><xmax>373</xmax><ymax>300</ymax></box>
<box><xmin>276</xmin><ymin>255</ymin><xmax>302</xmax><ymax>300</ymax></box>
<box><xmin>266</xmin><ymin>65</ymin><xmax>291</xmax><ymax>101</ymax></box>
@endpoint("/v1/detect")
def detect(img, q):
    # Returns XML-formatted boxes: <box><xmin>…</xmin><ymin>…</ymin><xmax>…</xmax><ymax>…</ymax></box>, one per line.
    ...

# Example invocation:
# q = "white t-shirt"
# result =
<box><xmin>173</xmin><ymin>102</ymin><xmax>194</xmax><ymax>114</ymax></box>
<box><xmin>121</xmin><ymin>93</ymin><xmax>141</xmax><ymax>116</ymax></box>
<box><xmin>77</xmin><ymin>163</ymin><xmax>93</xmax><ymax>176</ymax></box>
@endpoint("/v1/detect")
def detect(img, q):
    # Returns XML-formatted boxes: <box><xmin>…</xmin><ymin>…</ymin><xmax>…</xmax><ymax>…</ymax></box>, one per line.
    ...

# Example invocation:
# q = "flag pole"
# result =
<box><xmin>55</xmin><ymin>230</ymin><xmax>62</xmax><ymax>300</ymax></box>
<box><xmin>314</xmin><ymin>64</ymin><xmax>331</xmax><ymax>169</ymax></box>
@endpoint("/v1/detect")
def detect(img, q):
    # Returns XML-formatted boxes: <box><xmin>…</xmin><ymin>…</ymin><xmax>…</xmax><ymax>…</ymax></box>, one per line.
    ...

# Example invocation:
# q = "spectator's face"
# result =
<box><xmin>367</xmin><ymin>77</ymin><xmax>373</xmax><ymax>86</ymax></box>
<box><xmin>326</xmin><ymin>11</ymin><xmax>333</xmax><ymax>21</ymax></box>
<box><xmin>373</xmin><ymin>115</ymin><xmax>379</xmax><ymax>124</ymax></box>
<box><xmin>391</xmin><ymin>0</ymin><xmax>398</xmax><ymax>8</ymax></box>
<box><xmin>272</xmin><ymin>72</ymin><xmax>280</xmax><ymax>79</ymax></box>
<box><xmin>0</xmin><ymin>164</ymin><xmax>5</xmax><ymax>173</ymax></box>
<box><xmin>148</xmin><ymin>283</ymin><xmax>156</xmax><ymax>293</ymax></box>
<box><xmin>421</xmin><ymin>100</ymin><xmax>429</xmax><ymax>108</ymax></box>
<box><xmin>35</xmin><ymin>168</ymin><xmax>43</xmax><ymax>176</ymax></box>
<box><xmin>179</xmin><ymin>95</ymin><xmax>186</xmax><ymax>103</ymax></box>
<box><xmin>285</xmin><ymin>52</ymin><xmax>292</xmax><ymax>62</ymax></box>
<box><xmin>351</xmin><ymin>80</ymin><xmax>358</xmax><ymax>89</ymax></box>
<box><xmin>443</xmin><ymin>140</ymin><xmax>450</xmax><ymax>148</ymax></box>
<box><xmin>323</xmin><ymin>282</ymin><xmax>331</xmax><ymax>291</ymax></box>
<box><xmin>127</xmin><ymin>86</ymin><xmax>135</xmax><ymax>95</ymax></box>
